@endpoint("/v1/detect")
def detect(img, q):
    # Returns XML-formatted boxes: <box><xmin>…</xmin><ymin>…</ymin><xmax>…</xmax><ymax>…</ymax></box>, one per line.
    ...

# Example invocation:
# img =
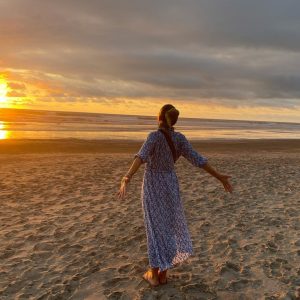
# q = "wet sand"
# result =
<box><xmin>0</xmin><ymin>138</ymin><xmax>300</xmax><ymax>154</ymax></box>
<box><xmin>0</xmin><ymin>139</ymin><xmax>299</xmax><ymax>299</ymax></box>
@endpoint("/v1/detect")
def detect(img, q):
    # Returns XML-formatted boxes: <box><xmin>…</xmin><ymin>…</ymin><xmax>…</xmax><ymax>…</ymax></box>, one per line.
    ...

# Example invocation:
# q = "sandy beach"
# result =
<box><xmin>0</xmin><ymin>139</ymin><xmax>300</xmax><ymax>299</ymax></box>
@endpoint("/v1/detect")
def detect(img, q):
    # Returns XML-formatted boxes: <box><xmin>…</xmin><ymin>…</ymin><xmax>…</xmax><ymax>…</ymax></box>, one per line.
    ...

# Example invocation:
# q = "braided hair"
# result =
<box><xmin>157</xmin><ymin>104</ymin><xmax>180</xmax><ymax>130</ymax></box>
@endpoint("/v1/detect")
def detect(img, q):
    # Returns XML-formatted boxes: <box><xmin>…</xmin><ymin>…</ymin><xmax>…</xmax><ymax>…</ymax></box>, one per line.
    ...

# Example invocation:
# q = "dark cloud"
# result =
<box><xmin>1</xmin><ymin>0</ymin><xmax>300</xmax><ymax>109</ymax></box>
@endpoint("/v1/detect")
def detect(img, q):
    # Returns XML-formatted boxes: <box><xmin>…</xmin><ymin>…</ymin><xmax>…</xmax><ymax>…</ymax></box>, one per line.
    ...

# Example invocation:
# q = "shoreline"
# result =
<box><xmin>0</xmin><ymin>138</ymin><xmax>299</xmax><ymax>154</ymax></box>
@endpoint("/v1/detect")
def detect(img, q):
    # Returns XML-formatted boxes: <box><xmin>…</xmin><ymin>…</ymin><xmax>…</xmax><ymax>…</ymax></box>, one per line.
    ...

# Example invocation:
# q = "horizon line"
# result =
<box><xmin>0</xmin><ymin>106</ymin><xmax>300</xmax><ymax>126</ymax></box>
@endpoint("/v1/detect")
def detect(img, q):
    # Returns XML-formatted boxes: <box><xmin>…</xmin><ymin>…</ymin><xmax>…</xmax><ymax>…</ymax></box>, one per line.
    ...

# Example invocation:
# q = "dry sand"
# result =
<box><xmin>0</xmin><ymin>139</ymin><xmax>299</xmax><ymax>299</ymax></box>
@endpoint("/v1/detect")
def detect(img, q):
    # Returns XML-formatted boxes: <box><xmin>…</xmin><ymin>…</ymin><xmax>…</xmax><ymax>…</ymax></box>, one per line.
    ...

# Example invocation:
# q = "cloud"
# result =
<box><xmin>1</xmin><ymin>0</ymin><xmax>300</xmax><ymax>110</ymax></box>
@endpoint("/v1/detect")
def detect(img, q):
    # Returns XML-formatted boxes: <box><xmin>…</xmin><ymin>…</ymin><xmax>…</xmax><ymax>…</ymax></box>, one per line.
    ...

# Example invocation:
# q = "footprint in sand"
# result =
<box><xmin>216</xmin><ymin>260</ymin><xmax>242</xmax><ymax>289</ymax></box>
<box><xmin>180</xmin><ymin>282</ymin><xmax>216</xmax><ymax>299</ymax></box>
<box><xmin>263</xmin><ymin>258</ymin><xmax>293</xmax><ymax>284</ymax></box>
<box><xmin>227</xmin><ymin>278</ymin><xmax>262</xmax><ymax>292</ymax></box>
<box><xmin>117</xmin><ymin>264</ymin><xmax>132</xmax><ymax>274</ymax></box>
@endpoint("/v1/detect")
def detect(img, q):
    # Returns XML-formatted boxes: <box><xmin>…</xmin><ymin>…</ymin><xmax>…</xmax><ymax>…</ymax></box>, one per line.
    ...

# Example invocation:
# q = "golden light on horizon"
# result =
<box><xmin>0</xmin><ymin>130</ymin><xmax>9</xmax><ymax>140</ymax></box>
<box><xmin>0</xmin><ymin>122</ymin><xmax>10</xmax><ymax>140</ymax></box>
<box><xmin>0</xmin><ymin>78</ymin><xmax>9</xmax><ymax>104</ymax></box>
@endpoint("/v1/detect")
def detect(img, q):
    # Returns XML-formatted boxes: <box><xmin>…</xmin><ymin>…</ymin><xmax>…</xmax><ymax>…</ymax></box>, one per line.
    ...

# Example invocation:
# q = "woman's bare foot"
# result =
<box><xmin>158</xmin><ymin>269</ymin><xmax>167</xmax><ymax>284</ymax></box>
<box><xmin>142</xmin><ymin>270</ymin><xmax>159</xmax><ymax>287</ymax></box>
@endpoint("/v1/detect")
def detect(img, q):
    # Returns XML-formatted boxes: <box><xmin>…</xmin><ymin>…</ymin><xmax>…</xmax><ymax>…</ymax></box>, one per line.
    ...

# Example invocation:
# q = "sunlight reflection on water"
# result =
<box><xmin>0</xmin><ymin>121</ymin><xmax>10</xmax><ymax>139</ymax></box>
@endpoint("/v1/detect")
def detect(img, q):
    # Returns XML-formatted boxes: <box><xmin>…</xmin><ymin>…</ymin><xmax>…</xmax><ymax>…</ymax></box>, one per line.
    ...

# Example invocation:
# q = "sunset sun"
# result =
<box><xmin>0</xmin><ymin>78</ymin><xmax>9</xmax><ymax>103</ymax></box>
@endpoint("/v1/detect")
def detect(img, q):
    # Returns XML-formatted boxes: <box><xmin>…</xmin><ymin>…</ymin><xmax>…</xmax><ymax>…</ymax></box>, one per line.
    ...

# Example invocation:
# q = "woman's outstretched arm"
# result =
<box><xmin>117</xmin><ymin>157</ymin><xmax>143</xmax><ymax>200</ymax></box>
<box><xmin>202</xmin><ymin>162</ymin><xmax>233</xmax><ymax>193</ymax></box>
<box><xmin>179</xmin><ymin>133</ymin><xmax>233</xmax><ymax>193</ymax></box>
<box><xmin>125</xmin><ymin>156</ymin><xmax>143</xmax><ymax>179</ymax></box>
<box><xmin>118</xmin><ymin>131</ymin><xmax>157</xmax><ymax>200</ymax></box>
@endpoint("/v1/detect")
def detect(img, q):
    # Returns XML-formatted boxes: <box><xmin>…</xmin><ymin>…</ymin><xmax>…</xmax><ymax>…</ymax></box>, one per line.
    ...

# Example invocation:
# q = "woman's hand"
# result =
<box><xmin>117</xmin><ymin>157</ymin><xmax>141</xmax><ymax>200</ymax></box>
<box><xmin>117</xmin><ymin>176</ymin><xmax>130</xmax><ymax>200</ymax></box>
<box><xmin>202</xmin><ymin>163</ymin><xmax>233</xmax><ymax>193</ymax></box>
<box><xmin>217</xmin><ymin>174</ymin><xmax>233</xmax><ymax>193</ymax></box>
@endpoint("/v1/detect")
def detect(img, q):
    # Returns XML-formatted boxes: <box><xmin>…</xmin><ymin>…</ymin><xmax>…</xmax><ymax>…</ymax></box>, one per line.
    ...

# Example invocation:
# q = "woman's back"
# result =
<box><xmin>134</xmin><ymin>128</ymin><xmax>208</xmax><ymax>172</ymax></box>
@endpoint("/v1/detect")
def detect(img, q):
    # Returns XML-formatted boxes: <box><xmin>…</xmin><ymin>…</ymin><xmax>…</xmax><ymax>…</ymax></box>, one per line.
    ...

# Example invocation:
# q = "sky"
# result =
<box><xmin>1</xmin><ymin>0</ymin><xmax>300</xmax><ymax>122</ymax></box>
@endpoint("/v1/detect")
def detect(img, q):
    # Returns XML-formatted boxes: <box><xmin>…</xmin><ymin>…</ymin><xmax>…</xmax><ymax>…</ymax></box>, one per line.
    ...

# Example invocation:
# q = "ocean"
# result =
<box><xmin>0</xmin><ymin>108</ymin><xmax>299</xmax><ymax>141</ymax></box>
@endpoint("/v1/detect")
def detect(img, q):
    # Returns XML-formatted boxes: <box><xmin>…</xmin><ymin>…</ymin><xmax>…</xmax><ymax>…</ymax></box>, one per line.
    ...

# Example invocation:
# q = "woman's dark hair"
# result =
<box><xmin>157</xmin><ymin>104</ymin><xmax>180</xmax><ymax>130</ymax></box>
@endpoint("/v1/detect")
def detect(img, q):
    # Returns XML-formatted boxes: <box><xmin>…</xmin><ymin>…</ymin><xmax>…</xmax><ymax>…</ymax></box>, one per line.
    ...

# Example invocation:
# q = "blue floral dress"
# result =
<box><xmin>134</xmin><ymin>127</ymin><xmax>208</xmax><ymax>271</ymax></box>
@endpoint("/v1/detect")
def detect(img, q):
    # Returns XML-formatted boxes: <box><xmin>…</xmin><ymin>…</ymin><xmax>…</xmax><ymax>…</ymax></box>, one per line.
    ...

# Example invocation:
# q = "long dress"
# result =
<box><xmin>134</xmin><ymin>127</ymin><xmax>208</xmax><ymax>271</ymax></box>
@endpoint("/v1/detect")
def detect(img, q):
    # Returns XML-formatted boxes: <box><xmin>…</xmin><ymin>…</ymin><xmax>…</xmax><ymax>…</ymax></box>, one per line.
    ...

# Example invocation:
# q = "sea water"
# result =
<box><xmin>0</xmin><ymin>109</ymin><xmax>299</xmax><ymax>140</ymax></box>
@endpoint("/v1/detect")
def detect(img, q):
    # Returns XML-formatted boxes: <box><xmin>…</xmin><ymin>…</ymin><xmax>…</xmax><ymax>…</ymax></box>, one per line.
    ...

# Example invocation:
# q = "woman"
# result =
<box><xmin>117</xmin><ymin>104</ymin><xmax>233</xmax><ymax>287</ymax></box>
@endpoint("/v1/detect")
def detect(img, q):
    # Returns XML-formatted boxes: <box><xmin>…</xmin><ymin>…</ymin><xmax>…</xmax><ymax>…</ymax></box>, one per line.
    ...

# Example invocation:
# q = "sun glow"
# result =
<box><xmin>0</xmin><ymin>77</ymin><xmax>9</xmax><ymax>104</ymax></box>
<box><xmin>0</xmin><ymin>122</ymin><xmax>10</xmax><ymax>139</ymax></box>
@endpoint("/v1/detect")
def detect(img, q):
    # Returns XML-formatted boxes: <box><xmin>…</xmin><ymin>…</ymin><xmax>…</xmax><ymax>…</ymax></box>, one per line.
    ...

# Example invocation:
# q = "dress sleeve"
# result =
<box><xmin>134</xmin><ymin>132</ymin><xmax>156</xmax><ymax>164</ymax></box>
<box><xmin>179</xmin><ymin>133</ymin><xmax>208</xmax><ymax>168</ymax></box>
